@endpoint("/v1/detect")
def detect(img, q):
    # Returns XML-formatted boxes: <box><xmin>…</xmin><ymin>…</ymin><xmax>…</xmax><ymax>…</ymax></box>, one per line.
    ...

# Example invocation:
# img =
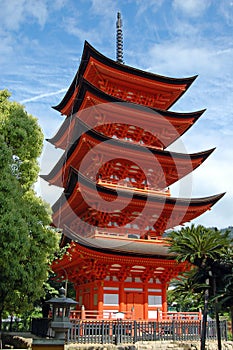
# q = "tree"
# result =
<box><xmin>167</xmin><ymin>224</ymin><xmax>233</xmax><ymax>350</ymax></box>
<box><xmin>0</xmin><ymin>90</ymin><xmax>58</xmax><ymax>329</ymax></box>
<box><xmin>168</xmin><ymin>269</ymin><xmax>206</xmax><ymax>312</ymax></box>
<box><xmin>0</xmin><ymin>89</ymin><xmax>43</xmax><ymax>189</ymax></box>
<box><xmin>212</xmin><ymin>248</ymin><xmax>233</xmax><ymax>337</ymax></box>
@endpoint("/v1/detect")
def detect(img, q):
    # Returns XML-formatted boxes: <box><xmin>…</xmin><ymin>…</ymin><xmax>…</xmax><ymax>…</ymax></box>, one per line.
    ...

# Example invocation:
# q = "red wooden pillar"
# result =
<box><xmin>143</xmin><ymin>282</ymin><xmax>148</xmax><ymax>321</ymax></box>
<box><xmin>119</xmin><ymin>281</ymin><xmax>125</xmax><ymax>313</ymax></box>
<box><xmin>162</xmin><ymin>284</ymin><xmax>167</xmax><ymax>313</ymax></box>
<box><xmin>98</xmin><ymin>282</ymin><xmax>104</xmax><ymax>318</ymax></box>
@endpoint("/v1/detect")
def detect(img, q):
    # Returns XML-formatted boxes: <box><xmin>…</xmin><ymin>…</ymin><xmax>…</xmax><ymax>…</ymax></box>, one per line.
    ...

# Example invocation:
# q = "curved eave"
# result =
<box><xmin>53</xmin><ymin>41</ymin><xmax>197</xmax><ymax>112</ymax></box>
<box><xmin>51</xmin><ymin>169</ymin><xmax>225</xmax><ymax>236</ymax></box>
<box><xmin>52</xmin><ymin>168</ymin><xmax>225</xmax><ymax>212</ymax></box>
<box><xmin>65</xmin><ymin>117</ymin><xmax>214</xmax><ymax>158</ymax></box>
<box><xmin>41</xmin><ymin>118</ymin><xmax>214</xmax><ymax>188</ymax></box>
<box><xmin>49</xmin><ymin>79</ymin><xmax>204</xmax><ymax>149</ymax></box>
<box><xmin>47</xmin><ymin>109</ymin><xmax>204</xmax><ymax>152</ymax></box>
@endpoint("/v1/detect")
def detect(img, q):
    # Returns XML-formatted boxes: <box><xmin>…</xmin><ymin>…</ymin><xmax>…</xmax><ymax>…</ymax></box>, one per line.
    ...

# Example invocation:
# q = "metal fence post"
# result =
<box><xmin>172</xmin><ymin>320</ymin><xmax>175</xmax><ymax>341</ymax></box>
<box><xmin>153</xmin><ymin>321</ymin><xmax>157</xmax><ymax>341</ymax></box>
<box><xmin>133</xmin><ymin>320</ymin><xmax>137</xmax><ymax>343</ymax></box>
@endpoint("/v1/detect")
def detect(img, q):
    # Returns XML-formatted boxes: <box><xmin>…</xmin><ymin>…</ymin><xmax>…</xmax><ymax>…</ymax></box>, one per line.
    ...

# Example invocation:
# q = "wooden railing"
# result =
<box><xmin>70</xmin><ymin>309</ymin><xmax>202</xmax><ymax>321</ymax></box>
<box><xmin>88</xmin><ymin>227</ymin><xmax>167</xmax><ymax>241</ymax></box>
<box><xmin>70</xmin><ymin>309</ymin><xmax>134</xmax><ymax>320</ymax></box>
<box><xmin>97</xmin><ymin>179</ymin><xmax>171</xmax><ymax>197</ymax></box>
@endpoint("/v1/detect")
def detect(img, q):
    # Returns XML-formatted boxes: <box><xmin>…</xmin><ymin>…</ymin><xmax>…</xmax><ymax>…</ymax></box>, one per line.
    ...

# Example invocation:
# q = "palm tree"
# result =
<box><xmin>213</xmin><ymin>251</ymin><xmax>233</xmax><ymax>338</ymax></box>
<box><xmin>168</xmin><ymin>269</ymin><xmax>206</xmax><ymax>312</ymax></box>
<box><xmin>167</xmin><ymin>224</ymin><xmax>232</xmax><ymax>350</ymax></box>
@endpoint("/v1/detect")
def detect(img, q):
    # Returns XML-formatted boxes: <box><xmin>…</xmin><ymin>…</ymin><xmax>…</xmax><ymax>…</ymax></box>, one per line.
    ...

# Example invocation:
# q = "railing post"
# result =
<box><xmin>224</xmin><ymin>320</ymin><xmax>228</xmax><ymax>341</ymax></box>
<box><xmin>133</xmin><ymin>320</ymin><xmax>137</xmax><ymax>343</ymax></box>
<box><xmin>172</xmin><ymin>320</ymin><xmax>176</xmax><ymax>341</ymax></box>
<box><xmin>131</xmin><ymin>306</ymin><xmax>135</xmax><ymax>320</ymax></box>
<box><xmin>115</xmin><ymin>320</ymin><xmax>120</xmax><ymax>345</ymax></box>
<box><xmin>153</xmin><ymin>321</ymin><xmax>157</xmax><ymax>341</ymax></box>
<box><xmin>101</xmin><ymin>320</ymin><xmax>105</xmax><ymax>344</ymax></box>
<box><xmin>157</xmin><ymin>308</ymin><xmax>161</xmax><ymax>321</ymax></box>
<box><xmin>81</xmin><ymin>305</ymin><xmax>85</xmax><ymax>319</ymax></box>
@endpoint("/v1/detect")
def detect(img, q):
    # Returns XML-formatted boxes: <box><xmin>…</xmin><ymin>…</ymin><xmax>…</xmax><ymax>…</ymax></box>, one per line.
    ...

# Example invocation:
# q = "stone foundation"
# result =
<box><xmin>135</xmin><ymin>341</ymin><xmax>233</xmax><ymax>349</ymax></box>
<box><xmin>65</xmin><ymin>341</ymin><xmax>233</xmax><ymax>350</ymax></box>
<box><xmin>1</xmin><ymin>334</ymin><xmax>233</xmax><ymax>350</ymax></box>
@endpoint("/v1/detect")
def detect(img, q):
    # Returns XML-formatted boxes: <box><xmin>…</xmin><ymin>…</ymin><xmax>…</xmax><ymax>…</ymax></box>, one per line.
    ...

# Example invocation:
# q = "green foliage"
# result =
<box><xmin>167</xmin><ymin>224</ymin><xmax>233</xmax><ymax>316</ymax></box>
<box><xmin>212</xmin><ymin>255</ymin><xmax>233</xmax><ymax>314</ymax></box>
<box><xmin>0</xmin><ymin>89</ymin><xmax>43</xmax><ymax>190</ymax></box>
<box><xmin>0</xmin><ymin>90</ymin><xmax>59</xmax><ymax>329</ymax></box>
<box><xmin>167</xmin><ymin>224</ymin><xmax>232</xmax><ymax>269</ymax></box>
<box><xmin>168</xmin><ymin>267</ymin><xmax>213</xmax><ymax>313</ymax></box>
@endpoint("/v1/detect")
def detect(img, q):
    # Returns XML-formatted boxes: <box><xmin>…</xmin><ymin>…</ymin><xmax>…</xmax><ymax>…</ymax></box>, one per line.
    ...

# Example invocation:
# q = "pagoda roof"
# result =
<box><xmin>52</xmin><ymin>238</ymin><xmax>189</xmax><ymax>285</ymax></box>
<box><xmin>53</xmin><ymin>41</ymin><xmax>197</xmax><ymax>114</ymax></box>
<box><xmin>61</xmin><ymin>225</ymin><xmax>171</xmax><ymax>257</ymax></box>
<box><xmin>51</xmin><ymin>168</ymin><xmax>224</xmax><ymax>237</ymax></box>
<box><xmin>48</xmin><ymin>79</ymin><xmax>204</xmax><ymax>150</ymax></box>
<box><xmin>41</xmin><ymin>118</ymin><xmax>214</xmax><ymax>189</ymax></box>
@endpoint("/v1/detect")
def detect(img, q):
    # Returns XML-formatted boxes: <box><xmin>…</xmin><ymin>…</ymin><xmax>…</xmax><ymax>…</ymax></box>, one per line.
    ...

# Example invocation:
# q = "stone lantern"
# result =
<box><xmin>46</xmin><ymin>287</ymin><xmax>77</xmax><ymax>340</ymax></box>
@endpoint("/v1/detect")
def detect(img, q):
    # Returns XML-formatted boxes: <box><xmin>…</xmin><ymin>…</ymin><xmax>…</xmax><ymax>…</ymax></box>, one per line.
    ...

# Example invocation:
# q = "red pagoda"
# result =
<box><xmin>43</xmin><ymin>14</ymin><xmax>224</xmax><ymax>321</ymax></box>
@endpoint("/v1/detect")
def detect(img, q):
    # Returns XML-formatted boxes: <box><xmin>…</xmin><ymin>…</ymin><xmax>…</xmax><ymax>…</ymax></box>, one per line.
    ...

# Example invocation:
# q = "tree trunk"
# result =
<box><xmin>0</xmin><ymin>310</ymin><xmax>2</xmax><ymax>331</ymax></box>
<box><xmin>212</xmin><ymin>274</ymin><xmax>221</xmax><ymax>350</ymax></box>
<box><xmin>0</xmin><ymin>310</ymin><xmax>2</xmax><ymax>349</ymax></box>
<box><xmin>201</xmin><ymin>278</ymin><xmax>209</xmax><ymax>350</ymax></box>
<box><xmin>230</xmin><ymin>305</ymin><xmax>233</xmax><ymax>340</ymax></box>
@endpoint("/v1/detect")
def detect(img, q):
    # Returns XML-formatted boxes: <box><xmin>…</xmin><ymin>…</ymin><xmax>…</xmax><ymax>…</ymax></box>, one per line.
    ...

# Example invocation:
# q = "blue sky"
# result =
<box><xmin>1</xmin><ymin>0</ymin><xmax>233</xmax><ymax>229</ymax></box>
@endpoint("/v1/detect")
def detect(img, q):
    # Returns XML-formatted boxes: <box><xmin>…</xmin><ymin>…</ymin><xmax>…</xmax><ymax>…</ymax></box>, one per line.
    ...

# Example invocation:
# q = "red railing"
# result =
<box><xmin>70</xmin><ymin>309</ymin><xmax>202</xmax><ymax>321</ymax></box>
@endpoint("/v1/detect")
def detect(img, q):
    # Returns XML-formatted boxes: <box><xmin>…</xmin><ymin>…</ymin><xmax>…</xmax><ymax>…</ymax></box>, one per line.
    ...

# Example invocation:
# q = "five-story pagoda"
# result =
<box><xmin>42</xmin><ymin>13</ymin><xmax>224</xmax><ymax>320</ymax></box>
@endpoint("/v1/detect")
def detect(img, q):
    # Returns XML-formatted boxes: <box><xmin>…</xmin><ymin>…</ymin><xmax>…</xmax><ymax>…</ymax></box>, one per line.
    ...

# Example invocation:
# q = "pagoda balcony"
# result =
<box><xmin>97</xmin><ymin>179</ymin><xmax>171</xmax><ymax>197</ymax></box>
<box><xmin>87</xmin><ymin>227</ymin><xmax>165</xmax><ymax>241</ymax></box>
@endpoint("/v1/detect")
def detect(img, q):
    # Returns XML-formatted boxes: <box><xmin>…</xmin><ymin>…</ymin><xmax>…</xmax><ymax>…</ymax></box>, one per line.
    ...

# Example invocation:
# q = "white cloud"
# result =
<box><xmin>0</xmin><ymin>0</ymin><xmax>49</xmax><ymax>31</ymax></box>
<box><xmin>20</xmin><ymin>88</ymin><xmax>67</xmax><ymax>104</ymax></box>
<box><xmin>147</xmin><ymin>40</ymin><xmax>223</xmax><ymax>76</ymax></box>
<box><xmin>172</xmin><ymin>0</ymin><xmax>211</xmax><ymax>17</ymax></box>
<box><xmin>220</xmin><ymin>0</ymin><xmax>233</xmax><ymax>26</ymax></box>
<box><xmin>26</xmin><ymin>1</ymin><xmax>48</xmax><ymax>27</ymax></box>
<box><xmin>134</xmin><ymin>0</ymin><xmax>164</xmax><ymax>16</ymax></box>
<box><xmin>0</xmin><ymin>32</ymin><xmax>14</xmax><ymax>62</ymax></box>
<box><xmin>90</xmin><ymin>0</ymin><xmax>118</xmax><ymax>17</ymax></box>
<box><xmin>0</xmin><ymin>0</ymin><xmax>26</xmax><ymax>31</ymax></box>
<box><xmin>64</xmin><ymin>17</ymin><xmax>103</xmax><ymax>44</ymax></box>
<box><xmin>53</xmin><ymin>0</ymin><xmax>68</xmax><ymax>10</ymax></box>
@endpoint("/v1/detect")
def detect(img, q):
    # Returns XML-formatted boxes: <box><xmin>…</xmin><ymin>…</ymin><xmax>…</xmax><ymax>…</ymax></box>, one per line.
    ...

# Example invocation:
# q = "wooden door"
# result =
<box><xmin>83</xmin><ymin>292</ymin><xmax>90</xmax><ymax>309</ymax></box>
<box><xmin>126</xmin><ymin>292</ymin><xmax>144</xmax><ymax>320</ymax></box>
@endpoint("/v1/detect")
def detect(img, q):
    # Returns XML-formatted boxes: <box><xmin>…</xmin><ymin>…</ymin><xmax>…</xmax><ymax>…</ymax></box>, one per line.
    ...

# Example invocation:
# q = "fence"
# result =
<box><xmin>66</xmin><ymin>319</ymin><xmax>228</xmax><ymax>345</ymax></box>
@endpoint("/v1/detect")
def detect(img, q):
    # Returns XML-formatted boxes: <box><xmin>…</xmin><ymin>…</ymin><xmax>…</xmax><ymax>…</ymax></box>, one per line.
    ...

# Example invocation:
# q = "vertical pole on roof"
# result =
<box><xmin>116</xmin><ymin>12</ymin><xmax>124</xmax><ymax>64</ymax></box>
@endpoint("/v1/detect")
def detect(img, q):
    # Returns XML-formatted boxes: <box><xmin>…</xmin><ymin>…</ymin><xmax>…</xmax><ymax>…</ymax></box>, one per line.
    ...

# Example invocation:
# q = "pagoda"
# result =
<box><xmin>43</xmin><ymin>13</ymin><xmax>224</xmax><ymax>321</ymax></box>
